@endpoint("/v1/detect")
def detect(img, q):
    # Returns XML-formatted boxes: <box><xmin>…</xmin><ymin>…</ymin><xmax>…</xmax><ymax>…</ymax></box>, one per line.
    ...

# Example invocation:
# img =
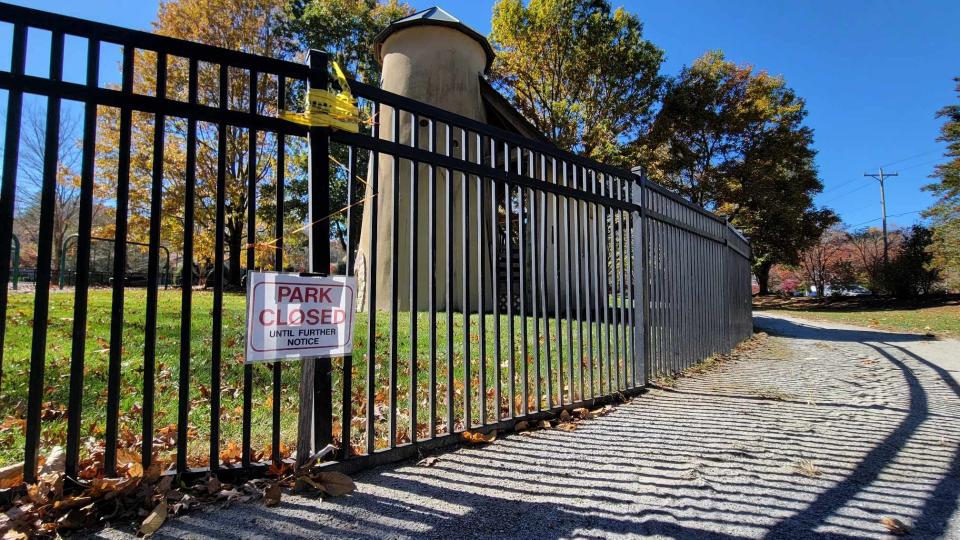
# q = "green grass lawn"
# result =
<box><xmin>0</xmin><ymin>288</ymin><xmax>634</xmax><ymax>468</ymax></box>
<box><xmin>754</xmin><ymin>296</ymin><xmax>960</xmax><ymax>337</ymax></box>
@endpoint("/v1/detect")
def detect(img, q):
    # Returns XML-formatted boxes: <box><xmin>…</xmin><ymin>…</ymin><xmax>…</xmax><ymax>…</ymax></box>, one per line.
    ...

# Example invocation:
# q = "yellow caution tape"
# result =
<box><xmin>280</xmin><ymin>62</ymin><xmax>359</xmax><ymax>133</ymax></box>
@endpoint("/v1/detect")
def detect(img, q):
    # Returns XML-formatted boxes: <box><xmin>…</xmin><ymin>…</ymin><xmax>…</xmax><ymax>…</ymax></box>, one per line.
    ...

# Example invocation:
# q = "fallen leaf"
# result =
<box><xmin>5</xmin><ymin>503</ymin><xmax>32</xmax><ymax>524</ymax></box>
<box><xmin>116</xmin><ymin>448</ymin><xmax>140</xmax><ymax>469</ymax></box>
<box><xmin>266</xmin><ymin>461</ymin><xmax>291</xmax><ymax>478</ymax></box>
<box><xmin>39</xmin><ymin>446</ymin><xmax>65</xmax><ymax>475</ymax></box>
<box><xmin>559</xmin><ymin>409</ymin><xmax>571</xmax><ymax>421</ymax></box>
<box><xmin>139</xmin><ymin>500</ymin><xmax>167</xmax><ymax>536</ymax></box>
<box><xmin>143</xmin><ymin>463</ymin><xmax>162</xmax><ymax>484</ymax></box>
<box><xmin>418</xmin><ymin>456</ymin><xmax>439</xmax><ymax>467</ymax></box>
<box><xmin>53</xmin><ymin>495</ymin><xmax>94</xmax><ymax>512</ymax></box>
<box><xmin>55</xmin><ymin>507</ymin><xmax>90</xmax><ymax>531</ymax></box>
<box><xmin>0</xmin><ymin>417</ymin><xmax>27</xmax><ymax>435</ymax></box>
<box><xmin>40</xmin><ymin>407</ymin><xmax>65</xmax><ymax>421</ymax></box>
<box><xmin>217</xmin><ymin>488</ymin><xmax>244</xmax><ymax>501</ymax></box>
<box><xmin>156</xmin><ymin>476</ymin><xmax>173</xmax><ymax>495</ymax></box>
<box><xmin>220</xmin><ymin>441</ymin><xmax>242</xmax><ymax>465</ymax></box>
<box><xmin>540</xmin><ymin>420</ymin><xmax>552</xmax><ymax>429</ymax></box>
<box><xmin>312</xmin><ymin>472</ymin><xmax>356</xmax><ymax>496</ymax></box>
<box><xmin>462</xmin><ymin>430</ymin><xmax>497</xmax><ymax>444</ymax></box>
<box><xmin>514</xmin><ymin>420</ymin><xmax>528</xmax><ymax>431</ymax></box>
<box><xmin>89</xmin><ymin>476</ymin><xmax>135</xmax><ymax>496</ymax></box>
<box><xmin>302</xmin><ymin>444</ymin><xmax>336</xmax><ymax>468</ymax></box>
<box><xmin>205</xmin><ymin>475</ymin><xmax>221</xmax><ymax>495</ymax></box>
<box><xmin>127</xmin><ymin>462</ymin><xmax>144</xmax><ymax>478</ymax></box>
<box><xmin>264</xmin><ymin>482</ymin><xmax>282</xmax><ymax>507</ymax></box>
<box><xmin>590</xmin><ymin>405</ymin><xmax>613</xmax><ymax>417</ymax></box>
<box><xmin>880</xmin><ymin>517</ymin><xmax>910</xmax><ymax>536</ymax></box>
<box><xmin>556</xmin><ymin>422</ymin><xmax>578</xmax><ymax>431</ymax></box>
<box><xmin>293</xmin><ymin>476</ymin><xmax>319</xmax><ymax>493</ymax></box>
<box><xmin>572</xmin><ymin>407</ymin><xmax>592</xmax><ymax>419</ymax></box>
<box><xmin>794</xmin><ymin>459</ymin><xmax>821</xmax><ymax>478</ymax></box>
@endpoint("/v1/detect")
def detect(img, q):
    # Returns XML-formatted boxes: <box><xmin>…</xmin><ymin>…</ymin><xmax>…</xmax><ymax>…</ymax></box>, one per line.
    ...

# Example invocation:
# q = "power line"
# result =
<box><xmin>897</xmin><ymin>158</ymin><xmax>942</xmax><ymax>172</ymax></box>
<box><xmin>819</xmin><ymin>182</ymin><xmax>874</xmax><ymax>205</ymax></box>
<box><xmin>819</xmin><ymin>150</ymin><xmax>941</xmax><ymax>198</ymax></box>
<box><xmin>823</xmin><ymin>161</ymin><xmax>938</xmax><ymax>211</ymax></box>
<box><xmin>881</xmin><ymin>149</ymin><xmax>941</xmax><ymax>168</ymax></box>
<box><xmin>847</xmin><ymin>209</ymin><xmax>925</xmax><ymax>229</ymax></box>
<box><xmin>820</xmin><ymin>177</ymin><xmax>868</xmax><ymax>195</ymax></box>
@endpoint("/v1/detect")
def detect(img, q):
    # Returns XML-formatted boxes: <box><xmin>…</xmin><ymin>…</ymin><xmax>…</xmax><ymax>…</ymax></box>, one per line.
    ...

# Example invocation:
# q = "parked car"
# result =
<box><xmin>838</xmin><ymin>284</ymin><xmax>872</xmax><ymax>297</ymax></box>
<box><xmin>826</xmin><ymin>284</ymin><xmax>872</xmax><ymax>297</ymax></box>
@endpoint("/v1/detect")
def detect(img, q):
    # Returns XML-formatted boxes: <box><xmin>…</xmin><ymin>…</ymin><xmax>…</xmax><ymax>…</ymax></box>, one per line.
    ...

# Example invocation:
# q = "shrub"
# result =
<box><xmin>879</xmin><ymin>225</ymin><xmax>941</xmax><ymax>297</ymax></box>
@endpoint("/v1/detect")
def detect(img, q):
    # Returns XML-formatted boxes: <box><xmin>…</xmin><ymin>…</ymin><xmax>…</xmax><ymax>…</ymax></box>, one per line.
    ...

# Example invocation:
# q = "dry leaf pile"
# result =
<box><xmin>462</xmin><ymin>431</ymin><xmax>498</xmax><ymax>444</ymax></box>
<box><xmin>0</xmin><ymin>444</ymin><xmax>355</xmax><ymax>538</ymax></box>
<box><xmin>2</xmin><ymin>401</ymin><xmax>623</xmax><ymax>536</ymax></box>
<box><xmin>513</xmin><ymin>405</ymin><xmax>613</xmax><ymax>436</ymax></box>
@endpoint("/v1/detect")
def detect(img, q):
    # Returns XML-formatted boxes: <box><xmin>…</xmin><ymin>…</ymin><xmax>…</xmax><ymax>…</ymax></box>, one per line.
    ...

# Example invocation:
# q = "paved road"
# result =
<box><xmin>97</xmin><ymin>313</ymin><xmax>960</xmax><ymax>539</ymax></box>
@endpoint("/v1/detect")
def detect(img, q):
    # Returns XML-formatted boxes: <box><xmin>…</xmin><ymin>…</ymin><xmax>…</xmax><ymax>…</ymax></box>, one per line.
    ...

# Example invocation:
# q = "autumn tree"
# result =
<box><xmin>96</xmin><ymin>0</ymin><xmax>293</xmax><ymax>288</ymax></box>
<box><xmin>644</xmin><ymin>51</ymin><xmax>836</xmax><ymax>294</ymax></box>
<box><xmin>845</xmin><ymin>226</ymin><xmax>903</xmax><ymax>292</ymax></box>
<box><xmin>13</xmin><ymin>103</ymin><xmax>116</xmax><ymax>279</ymax></box>
<box><xmin>283</xmin><ymin>0</ymin><xmax>413</xmax><ymax>85</ymax></box>
<box><xmin>488</xmin><ymin>0</ymin><xmax>664</xmax><ymax>165</ymax></box>
<box><xmin>767</xmin><ymin>264</ymin><xmax>803</xmax><ymax>296</ymax></box>
<box><xmin>798</xmin><ymin>227</ymin><xmax>847</xmax><ymax>296</ymax></box>
<box><xmin>14</xmin><ymin>103</ymin><xmax>83</xmax><ymax>271</ymax></box>
<box><xmin>924</xmin><ymin>77</ymin><xmax>960</xmax><ymax>291</ymax></box>
<box><xmin>282</xmin><ymin>0</ymin><xmax>413</xmax><ymax>265</ymax></box>
<box><xmin>736</xmin><ymin>166</ymin><xmax>837</xmax><ymax>296</ymax></box>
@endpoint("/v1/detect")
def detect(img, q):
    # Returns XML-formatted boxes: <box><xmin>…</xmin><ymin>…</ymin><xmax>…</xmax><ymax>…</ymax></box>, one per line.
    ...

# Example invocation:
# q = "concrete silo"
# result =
<box><xmin>355</xmin><ymin>7</ymin><xmax>496</xmax><ymax>312</ymax></box>
<box><xmin>354</xmin><ymin>6</ymin><xmax>587</xmax><ymax>316</ymax></box>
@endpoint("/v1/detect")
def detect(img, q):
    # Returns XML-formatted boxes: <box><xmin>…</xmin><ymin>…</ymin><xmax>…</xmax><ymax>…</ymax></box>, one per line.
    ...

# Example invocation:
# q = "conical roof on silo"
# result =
<box><xmin>373</xmin><ymin>6</ymin><xmax>495</xmax><ymax>73</ymax></box>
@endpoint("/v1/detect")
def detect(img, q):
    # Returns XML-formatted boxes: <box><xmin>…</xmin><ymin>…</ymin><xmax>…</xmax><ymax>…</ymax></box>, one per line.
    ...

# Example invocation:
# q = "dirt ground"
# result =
<box><xmin>95</xmin><ymin>313</ymin><xmax>960</xmax><ymax>539</ymax></box>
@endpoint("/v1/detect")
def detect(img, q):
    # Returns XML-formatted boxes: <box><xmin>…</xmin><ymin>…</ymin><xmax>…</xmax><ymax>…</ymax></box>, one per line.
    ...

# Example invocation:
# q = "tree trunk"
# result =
<box><xmin>755</xmin><ymin>260</ymin><xmax>773</xmax><ymax>296</ymax></box>
<box><xmin>227</xmin><ymin>226</ymin><xmax>242</xmax><ymax>289</ymax></box>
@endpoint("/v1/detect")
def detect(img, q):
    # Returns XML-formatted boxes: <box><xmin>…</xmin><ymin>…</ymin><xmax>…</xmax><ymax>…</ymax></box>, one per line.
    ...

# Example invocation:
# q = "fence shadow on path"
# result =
<box><xmin>753</xmin><ymin>312</ymin><xmax>934</xmax><ymax>344</ymax></box>
<box><xmin>755</xmin><ymin>315</ymin><xmax>960</xmax><ymax>538</ymax></box>
<box><xmin>121</xmin><ymin>315</ymin><xmax>960</xmax><ymax>539</ymax></box>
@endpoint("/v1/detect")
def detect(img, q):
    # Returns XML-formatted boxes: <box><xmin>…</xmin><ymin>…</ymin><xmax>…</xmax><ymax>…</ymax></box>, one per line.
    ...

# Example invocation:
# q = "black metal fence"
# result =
<box><xmin>0</xmin><ymin>2</ymin><xmax>752</xmax><ymax>483</ymax></box>
<box><xmin>642</xmin><ymin>180</ymin><xmax>753</xmax><ymax>376</ymax></box>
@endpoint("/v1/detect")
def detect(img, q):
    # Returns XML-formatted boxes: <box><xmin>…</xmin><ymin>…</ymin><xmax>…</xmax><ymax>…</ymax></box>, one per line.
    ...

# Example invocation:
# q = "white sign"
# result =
<box><xmin>245</xmin><ymin>271</ymin><xmax>356</xmax><ymax>363</ymax></box>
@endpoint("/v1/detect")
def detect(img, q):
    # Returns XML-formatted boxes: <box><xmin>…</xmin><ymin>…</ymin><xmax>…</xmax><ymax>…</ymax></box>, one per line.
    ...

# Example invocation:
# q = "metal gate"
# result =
<box><xmin>0</xmin><ymin>2</ymin><xmax>752</xmax><ymax>483</ymax></box>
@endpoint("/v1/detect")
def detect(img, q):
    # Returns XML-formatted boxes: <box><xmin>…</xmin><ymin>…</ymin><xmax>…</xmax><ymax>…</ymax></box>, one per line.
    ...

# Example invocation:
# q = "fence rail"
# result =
<box><xmin>0</xmin><ymin>2</ymin><xmax>752</xmax><ymax>484</ymax></box>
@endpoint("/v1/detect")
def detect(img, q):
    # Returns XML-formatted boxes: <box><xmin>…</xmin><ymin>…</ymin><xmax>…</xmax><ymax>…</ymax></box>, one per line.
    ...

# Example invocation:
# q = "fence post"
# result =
<box><xmin>630</xmin><ymin>167</ymin><xmax>649</xmax><ymax>386</ymax></box>
<box><xmin>297</xmin><ymin>49</ymin><xmax>333</xmax><ymax>466</ymax></box>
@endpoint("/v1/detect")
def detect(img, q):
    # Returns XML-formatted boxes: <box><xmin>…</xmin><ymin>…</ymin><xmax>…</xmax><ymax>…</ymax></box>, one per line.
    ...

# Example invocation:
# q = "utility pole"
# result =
<box><xmin>864</xmin><ymin>167</ymin><xmax>898</xmax><ymax>265</ymax></box>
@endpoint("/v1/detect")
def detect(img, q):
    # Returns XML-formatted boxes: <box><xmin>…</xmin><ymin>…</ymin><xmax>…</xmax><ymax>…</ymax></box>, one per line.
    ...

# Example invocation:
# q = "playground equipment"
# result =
<box><xmin>58</xmin><ymin>234</ymin><xmax>171</xmax><ymax>289</ymax></box>
<box><xmin>10</xmin><ymin>234</ymin><xmax>19</xmax><ymax>289</ymax></box>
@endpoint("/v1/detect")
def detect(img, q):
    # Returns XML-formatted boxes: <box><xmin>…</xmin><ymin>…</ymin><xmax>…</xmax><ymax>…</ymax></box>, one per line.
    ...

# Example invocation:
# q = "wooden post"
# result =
<box><xmin>297</xmin><ymin>49</ymin><xmax>332</xmax><ymax>467</ymax></box>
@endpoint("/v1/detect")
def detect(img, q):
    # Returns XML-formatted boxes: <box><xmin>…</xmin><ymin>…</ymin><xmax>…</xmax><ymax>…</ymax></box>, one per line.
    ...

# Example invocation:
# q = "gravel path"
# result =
<box><xmin>96</xmin><ymin>313</ymin><xmax>960</xmax><ymax>539</ymax></box>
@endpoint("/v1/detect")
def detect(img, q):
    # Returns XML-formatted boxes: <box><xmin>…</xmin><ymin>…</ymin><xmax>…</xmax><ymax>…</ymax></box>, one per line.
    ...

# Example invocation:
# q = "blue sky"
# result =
<box><xmin>4</xmin><ymin>0</ymin><xmax>959</xmax><ymax>230</ymax></box>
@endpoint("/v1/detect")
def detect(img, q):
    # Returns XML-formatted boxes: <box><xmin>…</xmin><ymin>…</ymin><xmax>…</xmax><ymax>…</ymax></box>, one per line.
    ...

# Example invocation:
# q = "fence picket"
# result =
<box><xmin>0</xmin><ymin>1</ymin><xmax>754</xmax><ymax>481</ymax></box>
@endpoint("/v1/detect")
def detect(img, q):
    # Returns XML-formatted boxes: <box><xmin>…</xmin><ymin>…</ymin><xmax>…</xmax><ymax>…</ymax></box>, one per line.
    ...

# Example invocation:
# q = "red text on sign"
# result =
<box><xmin>276</xmin><ymin>285</ymin><xmax>334</xmax><ymax>303</ymax></box>
<box><xmin>258</xmin><ymin>307</ymin><xmax>347</xmax><ymax>326</ymax></box>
